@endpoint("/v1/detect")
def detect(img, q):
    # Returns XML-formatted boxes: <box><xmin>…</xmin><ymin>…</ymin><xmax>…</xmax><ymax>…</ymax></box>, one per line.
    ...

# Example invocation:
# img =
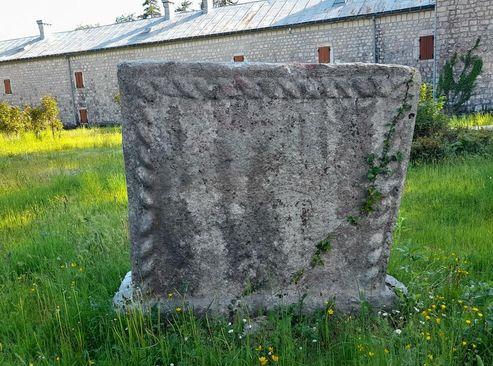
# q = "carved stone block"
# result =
<box><xmin>114</xmin><ymin>62</ymin><xmax>420</xmax><ymax>313</ymax></box>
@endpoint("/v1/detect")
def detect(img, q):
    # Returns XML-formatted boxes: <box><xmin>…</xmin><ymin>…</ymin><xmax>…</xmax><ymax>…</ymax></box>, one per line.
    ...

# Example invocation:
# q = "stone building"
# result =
<box><xmin>0</xmin><ymin>0</ymin><xmax>490</xmax><ymax>126</ymax></box>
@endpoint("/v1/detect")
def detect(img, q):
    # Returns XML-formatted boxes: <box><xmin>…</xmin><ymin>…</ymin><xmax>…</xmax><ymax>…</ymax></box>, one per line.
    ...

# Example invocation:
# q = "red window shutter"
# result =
<box><xmin>419</xmin><ymin>36</ymin><xmax>434</xmax><ymax>60</ymax></box>
<box><xmin>75</xmin><ymin>72</ymin><xmax>84</xmax><ymax>88</ymax></box>
<box><xmin>318</xmin><ymin>46</ymin><xmax>331</xmax><ymax>63</ymax></box>
<box><xmin>233</xmin><ymin>55</ymin><xmax>245</xmax><ymax>62</ymax></box>
<box><xmin>4</xmin><ymin>79</ymin><xmax>12</xmax><ymax>94</ymax></box>
<box><xmin>79</xmin><ymin>109</ymin><xmax>88</xmax><ymax>124</ymax></box>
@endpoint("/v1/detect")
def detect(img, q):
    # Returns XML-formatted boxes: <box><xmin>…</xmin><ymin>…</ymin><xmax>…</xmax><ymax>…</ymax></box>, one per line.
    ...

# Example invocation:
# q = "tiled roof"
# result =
<box><xmin>0</xmin><ymin>0</ymin><xmax>435</xmax><ymax>62</ymax></box>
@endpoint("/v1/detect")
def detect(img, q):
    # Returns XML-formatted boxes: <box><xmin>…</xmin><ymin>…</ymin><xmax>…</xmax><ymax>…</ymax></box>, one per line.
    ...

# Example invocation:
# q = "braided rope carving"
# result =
<box><xmin>138</xmin><ymin>75</ymin><xmax>401</xmax><ymax>100</ymax></box>
<box><xmin>132</xmin><ymin>107</ymin><xmax>158</xmax><ymax>293</ymax></box>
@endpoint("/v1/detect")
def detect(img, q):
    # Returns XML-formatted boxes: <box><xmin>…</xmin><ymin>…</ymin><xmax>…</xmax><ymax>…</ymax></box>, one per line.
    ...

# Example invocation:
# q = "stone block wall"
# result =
<box><xmin>437</xmin><ymin>0</ymin><xmax>493</xmax><ymax>111</ymax></box>
<box><xmin>376</xmin><ymin>10</ymin><xmax>435</xmax><ymax>83</ymax></box>
<box><xmin>0</xmin><ymin>58</ymin><xmax>76</xmax><ymax>124</ymax></box>
<box><xmin>0</xmin><ymin>9</ymin><xmax>435</xmax><ymax>126</ymax></box>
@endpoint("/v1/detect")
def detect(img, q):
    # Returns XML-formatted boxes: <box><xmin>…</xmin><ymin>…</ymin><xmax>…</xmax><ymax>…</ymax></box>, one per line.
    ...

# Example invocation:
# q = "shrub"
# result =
<box><xmin>0</xmin><ymin>96</ymin><xmax>62</xmax><ymax>138</ymax></box>
<box><xmin>0</xmin><ymin>102</ymin><xmax>31</xmax><ymax>136</ymax></box>
<box><xmin>40</xmin><ymin>96</ymin><xmax>63</xmax><ymax>137</ymax></box>
<box><xmin>411</xmin><ymin>84</ymin><xmax>493</xmax><ymax>163</ymax></box>
<box><xmin>414</xmin><ymin>84</ymin><xmax>449</xmax><ymax>138</ymax></box>
<box><xmin>0</xmin><ymin>102</ymin><xmax>11</xmax><ymax>132</ymax></box>
<box><xmin>437</xmin><ymin>38</ymin><xmax>483</xmax><ymax>114</ymax></box>
<box><xmin>411</xmin><ymin>128</ymin><xmax>493</xmax><ymax>163</ymax></box>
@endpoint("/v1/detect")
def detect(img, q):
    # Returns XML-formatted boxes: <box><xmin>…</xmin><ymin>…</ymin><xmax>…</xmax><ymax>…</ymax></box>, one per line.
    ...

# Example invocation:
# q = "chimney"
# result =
<box><xmin>162</xmin><ymin>1</ymin><xmax>175</xmax><ymax>21</ymax></box>
<box><xmin>202</xmin><ymin>0</ymin><xmax>213</xmax><ymax>13</ymax></box>
<box><xmin>37</xmin><ymin>20</ymin><xmax>47</xmax><ymax>39</ymax></box>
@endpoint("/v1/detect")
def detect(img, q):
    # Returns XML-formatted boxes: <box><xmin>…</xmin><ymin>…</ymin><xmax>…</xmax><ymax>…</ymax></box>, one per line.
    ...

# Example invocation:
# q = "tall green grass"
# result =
<box><xmin>449</xmin><ymin>113</ymin><xmax>493</xmax><ymax>128</ymax></box>
<box><xmin>0</xmin><ymin>130</ymin><xmax>491</xmax><ymax>365</ymax></box>
<box><xmin>0</xmin><ymin>128</ymin><xmax>121</xmax><ymax>156</ymax></box>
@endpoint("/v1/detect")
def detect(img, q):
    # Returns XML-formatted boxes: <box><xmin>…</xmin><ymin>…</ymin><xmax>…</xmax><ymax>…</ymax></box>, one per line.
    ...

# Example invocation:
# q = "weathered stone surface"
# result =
<box><xmin>115</xmin><ymin>61</ymin><xmax>420</xmax><ymax>313</ymax></box>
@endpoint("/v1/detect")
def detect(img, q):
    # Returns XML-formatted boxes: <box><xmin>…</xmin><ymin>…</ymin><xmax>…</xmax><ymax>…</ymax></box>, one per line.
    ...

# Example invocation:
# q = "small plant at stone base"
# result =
<box><xmin>310</xmin><ymin>236</ymin><xmax>332</xmax><ymax>268</ymax></box>
<box><xmin>360</xmin><ymin>186</ymin><xmax>383</xmax><ymax>214</ymax></box>
<box><xmin>437</xmin><ymin>38</ymin><xmax>483</xmax><ymax>115</ymax></box>
<box><xmin>114</xmin><ymin>92</ymin><xmax>121</xmax><ymax>105</ymax></box>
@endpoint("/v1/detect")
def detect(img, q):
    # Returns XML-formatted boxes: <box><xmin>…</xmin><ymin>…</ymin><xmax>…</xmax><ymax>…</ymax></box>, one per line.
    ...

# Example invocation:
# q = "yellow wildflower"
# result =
<box><xmin>256</xmin><ymin>345</ymin><xmax>263</xmax><ymax>351</ymax></box>
<box><xmin>462</xmin><ymin>341</ymin><xmax>467</xmax><ymax>346</ymax></box>
<box><xmin>175</xmin><ymin>307</ymin><xmax>182</xmax><ymax>313</ymax></box>
<box><xmin>167</xmin><ymin>293</ymin><xmax>173</xmax><ymax>299</ymax></box>
<box><xmin>271</xmin><ymin>355</ymin><xmax>279</xmax><ymax>362</ymax></box>
<box><xmin>428</xmin><ymin>354</ymin><xmax>433</xmax><ymax>360</ymax></box>
<box><xmin>268</xmin><ymin>346</ymin><xmax>274</xmax><ymax>353</ymax></box>
<box><xmin>478</xmin><ymin>313</ymin><xmax>483</xmax><ymax>317</ymax></box>
<box><xmin>327</xmin><ymin>308</ymin><xmax>334</xmax><ymax>316</ymax></box>
<box><xmin>259</xmin><ymin>356</ymin><xmax>268</xmax><ymax>366</ymax></box>
<box><xmin>405</xmin><ymin>344</ymin><xmax>411</xmax><ymax>350</ymax></box>
<box><xmin>441</xmin><ymin>304</ymin><xmax>446</xmax><ymax>310</ymax></box>
<box><xmin>368</xmin><ymin>351</ymin><xmax>375</xmax><ymax>357</ymax></box>
<box><xmin>465</xmin><ymin>319</ymin><xmax>472</xmax><ymax>325</ymax></box>
<box><xmin>472</xmin><ymin>344</ymin><xmax>477</xmax><ymax>349</ymax></box>
<box><xmin>436</xmin><ymin>318</ymin><xmax>441</xmax><ymax>324</ymax></box>
<box><xmin>384</xmin><ymin>348</ymin><xmax>389</xmax><ymax>354</ymax></box>
<box><xmin>472</xmin><ymin>307</ymin><xmax>479</xmax><ymax>312</ymax></box>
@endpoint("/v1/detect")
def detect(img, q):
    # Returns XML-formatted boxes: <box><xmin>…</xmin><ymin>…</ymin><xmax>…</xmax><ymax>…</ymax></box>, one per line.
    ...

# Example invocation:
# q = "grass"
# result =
<box><xmin>0</xmin><ymin>129</ymin><xmax>491</xmax><ymax>366</ymax></box>
<box><xmin>449</xmin><ymin>113</ymin><xmax>493</xmax><ymax>128</ymax></box>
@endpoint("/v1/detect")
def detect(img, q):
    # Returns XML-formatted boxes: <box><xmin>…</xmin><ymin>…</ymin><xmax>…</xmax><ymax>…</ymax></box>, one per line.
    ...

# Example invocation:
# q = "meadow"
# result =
<box><xmin>0</xmin><ymin>128</ymin><xmax>491</xmax><ymax>365</ymax></box>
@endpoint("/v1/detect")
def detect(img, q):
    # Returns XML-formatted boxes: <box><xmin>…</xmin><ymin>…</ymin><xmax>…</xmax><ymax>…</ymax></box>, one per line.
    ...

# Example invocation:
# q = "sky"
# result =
<box><xmin>0</xmin><ymin>0</ymin><xmax>205</xmax><ymax>41</ymax></box>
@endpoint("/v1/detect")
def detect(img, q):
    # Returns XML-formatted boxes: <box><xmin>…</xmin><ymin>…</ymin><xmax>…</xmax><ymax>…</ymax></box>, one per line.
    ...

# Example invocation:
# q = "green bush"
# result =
<box><xmin>0</xmin><ymin>102</ymin><xmax>31</xmax><ymax>136</ymax></box>
<box><xmin>411</xmin><ymin>128</ymin><xmax>493</xmax><ymax>163</ymax></box>
<box><xmin>411</xmin><ymin>84</ymin><xmax>493</xmax><ymax>163</ymax></box>
<box><xmin>40</xmin><ymin>95</ymin><xmax>63</xmax><ymax>137</ymax></box>
<box><xmin>437</xmin><ymin>38</ymin><xmax>483</xmax><ymax>114</ymax></box>
<box><xmin>414</xmin><ymin>84</ymin><xmax>449</xmax><ymax>138</ymax></box>
<box><xmin>0</xmin><ymin>96</ymin><xmax>62</xmax><ymax>137</ymax></box>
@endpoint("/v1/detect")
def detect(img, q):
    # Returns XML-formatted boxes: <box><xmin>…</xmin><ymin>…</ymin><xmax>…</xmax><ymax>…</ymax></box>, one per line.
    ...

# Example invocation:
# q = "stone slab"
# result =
<box><xmin>115</xmin><ymin>61</ymin><xmax>420</xmax><ymax>313</ymax></box>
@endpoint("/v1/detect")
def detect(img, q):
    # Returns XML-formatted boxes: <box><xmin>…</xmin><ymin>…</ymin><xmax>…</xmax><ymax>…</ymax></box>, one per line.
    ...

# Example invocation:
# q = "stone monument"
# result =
<box><xmin>114</xmin><ymin>61</ymin><xmax>420</xmax><ymax>313</ymax></box>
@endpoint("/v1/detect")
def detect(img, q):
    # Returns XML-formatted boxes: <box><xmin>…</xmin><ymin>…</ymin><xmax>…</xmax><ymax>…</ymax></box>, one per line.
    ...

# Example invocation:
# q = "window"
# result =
<box><xmin>79</xmin><ymin>109</ymin><xmax>88</xmax><ymax>124</ymax></box>
<box><xmin>419</xmin><ymin>35</ymin><xmax>434</xmax><ymax>60</ymax></box>
<box><xmin>75</xmin><ymin>71</ymin><xmax>84</xmax><ymax>88</ymax></box>
<box><xmin>318</xmin><ymin>46</ymin><xmax>331</xmax><ymax>63</ymax></box>
<box><xmin>4</xmin><ymin>79</ymin><xmax>12</xmax><ymax>94</ymax></box>
<box><xmin>233</xmin><ymin>55</ymin><xmax>245</xmax><ymax>62</ymax></box>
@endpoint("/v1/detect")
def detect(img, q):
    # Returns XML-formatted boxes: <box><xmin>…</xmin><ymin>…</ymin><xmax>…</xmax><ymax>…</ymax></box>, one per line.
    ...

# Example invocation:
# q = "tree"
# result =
<box><xmin>176</xmin><ymin>0</ymin><xmax>192</xmax><ymax>12</ymax></box>
<box><xmin>75</xmin><ymin>24</ymin><xmax>100</xmax><ymax>30</ymax></box>
<box><xmin>116</xmin><ymin>14</ymin><xmax>137</xmax><ymax>23</ymax></box>
<box><xmin>437</xmin><ymin>38</ymin><xmax>483</xmax><ymax>114</ymax></box>
<box><xmin>29</xmin><ymin>96</ymin><xmax>62</xmax><ymax>138</ymax></box>
<box><xmin>213</xmin><ymin>0</ymin><xmax>237</xmax><ymax>6</ymax></box>
<box><xmin>140</xmin><ymin>0</ymin><xmax>161</xmax><ymax>19</ymax></box>
<box><xmin>214</xmin><ymin>0</ymin><xmax>237</xmax><ymax>6</ymax></box>
<box><xmin>40</xmin><ymin>96</ymin><xmax>63</xmax><ymax>137</ymax></box>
